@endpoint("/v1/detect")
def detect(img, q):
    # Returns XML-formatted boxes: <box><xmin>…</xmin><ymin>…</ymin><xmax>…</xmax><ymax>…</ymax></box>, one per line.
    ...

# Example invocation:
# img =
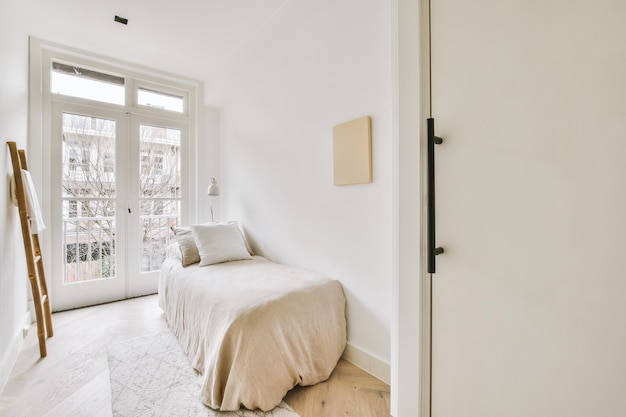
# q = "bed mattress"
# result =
<box><xmin>159</xmin><ymin>255</ymin><xmax>346</xmax><ymax>411</ymax></box>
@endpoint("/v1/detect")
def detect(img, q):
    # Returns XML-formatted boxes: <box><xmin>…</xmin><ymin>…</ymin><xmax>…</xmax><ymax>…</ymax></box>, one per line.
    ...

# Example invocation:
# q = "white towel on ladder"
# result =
<box><xmin>21</xmin><ymin>169</ymin><xmax>46</xmax><ymax>234</ymax></box>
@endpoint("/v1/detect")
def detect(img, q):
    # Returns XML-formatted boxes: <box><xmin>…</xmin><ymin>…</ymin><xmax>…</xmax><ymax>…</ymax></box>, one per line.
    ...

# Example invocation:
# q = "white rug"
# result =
<box><xmin>107</xmin><ymin>331</ymin><xmax>300</xmax><ymax>417</ymax></box>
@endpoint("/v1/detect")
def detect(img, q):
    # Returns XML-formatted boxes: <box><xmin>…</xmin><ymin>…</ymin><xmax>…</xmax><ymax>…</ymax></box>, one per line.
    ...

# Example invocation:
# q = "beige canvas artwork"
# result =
<box><xmin>333</xmin><ymin>116</ymin><xmax>372</xmax><ymax>186</ymax></box>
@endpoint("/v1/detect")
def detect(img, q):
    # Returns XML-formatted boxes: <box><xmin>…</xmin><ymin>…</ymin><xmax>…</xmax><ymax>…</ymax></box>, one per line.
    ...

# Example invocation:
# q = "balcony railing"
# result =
<box><xmin>62</xmin><ymin>213</ymin><xmax>179</xmax><ymax>283</ymax></box>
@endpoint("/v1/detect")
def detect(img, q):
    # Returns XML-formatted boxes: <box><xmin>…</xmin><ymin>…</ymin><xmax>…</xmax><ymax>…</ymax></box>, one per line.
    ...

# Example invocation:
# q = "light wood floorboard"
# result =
<box><xmin>0</xmin><ymin>295</ymin><xmax>390</xmax><ymax>417</ymax></box>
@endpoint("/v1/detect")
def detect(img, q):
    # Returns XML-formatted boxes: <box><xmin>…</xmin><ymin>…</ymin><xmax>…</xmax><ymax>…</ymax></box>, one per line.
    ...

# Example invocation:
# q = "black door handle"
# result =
<box><xmin>427</xmin><ymin>118</ymin><xmax>444</xmax><ymax>273</ymax></box>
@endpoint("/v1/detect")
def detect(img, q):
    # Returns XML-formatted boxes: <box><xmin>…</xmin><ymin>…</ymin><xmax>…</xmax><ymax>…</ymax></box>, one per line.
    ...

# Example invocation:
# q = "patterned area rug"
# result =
<box><xmin>107</xmin><ymin>331</ymin><xmax>300</xmax><ymax>417</ymax></box>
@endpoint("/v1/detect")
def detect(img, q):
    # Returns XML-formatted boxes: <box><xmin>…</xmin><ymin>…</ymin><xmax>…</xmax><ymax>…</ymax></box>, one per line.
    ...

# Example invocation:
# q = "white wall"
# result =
<box><xmin>215</xmin><ymin>0</ymin><xmax>393</xmax><ymax>375</ymax></box>
<box><xmin>197</xmin><ymin>107</ymin><xmax>221</xmax><ymax>224</ymax></box>
<box><xmin>0</xmin><ymin>0</ymin><xmax>31</xmax><ymax>393</ymax></box>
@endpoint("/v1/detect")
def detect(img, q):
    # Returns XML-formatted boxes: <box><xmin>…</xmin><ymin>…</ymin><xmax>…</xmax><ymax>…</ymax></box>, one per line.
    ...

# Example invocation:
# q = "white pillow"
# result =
<box><xmin>191</xmin><ymin>222</ymin><xmax>252</xmax><ymax>266</ymax></box>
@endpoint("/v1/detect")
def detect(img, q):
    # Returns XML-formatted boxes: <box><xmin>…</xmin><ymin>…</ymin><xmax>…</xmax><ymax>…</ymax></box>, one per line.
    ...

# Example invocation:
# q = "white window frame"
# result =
<box><xmin>29</xmin><ymin>37</ymin><xmax>203</xmax><ymax>310</ymax></box>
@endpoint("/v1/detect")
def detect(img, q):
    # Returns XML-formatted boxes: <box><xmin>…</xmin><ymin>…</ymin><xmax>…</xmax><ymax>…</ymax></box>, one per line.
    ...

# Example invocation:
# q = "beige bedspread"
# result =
<box><xmin>159</xmin><ymin>256</ymin><xmax>346</xmax><ymax>411</ymax></box>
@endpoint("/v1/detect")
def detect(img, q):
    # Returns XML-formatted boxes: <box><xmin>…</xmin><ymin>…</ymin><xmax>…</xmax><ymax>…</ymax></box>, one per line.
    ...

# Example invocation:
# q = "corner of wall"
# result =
<box><xmin>343</xmin><ymin>342</ymin><xmax>391</xmax><ymax>385</ymax></box>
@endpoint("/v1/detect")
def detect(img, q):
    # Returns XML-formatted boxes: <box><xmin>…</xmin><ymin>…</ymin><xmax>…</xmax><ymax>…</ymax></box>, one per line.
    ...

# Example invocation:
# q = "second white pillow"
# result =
<box><xmin>191</xmin><ymin>222</ymin><xmax>252</xmax><ymax>266</ymax></box>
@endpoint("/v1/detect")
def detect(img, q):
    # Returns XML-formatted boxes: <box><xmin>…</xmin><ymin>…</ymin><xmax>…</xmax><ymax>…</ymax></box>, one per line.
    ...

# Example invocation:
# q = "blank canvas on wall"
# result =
<box><xmin>333</xmin><ymin>116</ymin><xmax>372</xmax><ymax>186</ymax></box>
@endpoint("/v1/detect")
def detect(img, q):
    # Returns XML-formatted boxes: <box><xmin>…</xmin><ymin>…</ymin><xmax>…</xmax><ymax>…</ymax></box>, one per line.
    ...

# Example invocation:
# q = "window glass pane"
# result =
<box><xmin>61</xmin><ymin>113</ymin><xmax>116</xmax><ymax>198</ymax></box>
<box><xmin>139</xmin><ymin>200</ymin><xmax>180</xmax><ymax>272</ymax></box>
<box><xmin>61</xmin><ymin>113</ymin><xmax>117</xmax><ymax>283</ymax></box>
<box><xmin>51</xmin><ymin>62</ymin><xmax>125</xmax><ymax>105</ymax></box>
<box><xmin>139</xmin><ymin>124</ymin><xmax>182</xmax><ymax>272</ymax></box>
<box><xmin>139</xmin><ymin>125</ymin><xmax>181</xmax><ymax>198</ymax></box>
<box><xmin>62</xmin><ymin>218</ymin><xmax>116</xmax><ymax>283</ymax></box>
<box><xmin>138</xmin><ymin>87</ymin><xmax>184</xmax><ymax>113</ymax></box>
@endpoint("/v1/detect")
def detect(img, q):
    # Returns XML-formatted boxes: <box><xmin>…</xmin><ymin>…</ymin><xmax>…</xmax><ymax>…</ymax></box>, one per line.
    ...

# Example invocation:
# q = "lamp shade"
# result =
<box><xmin>207</xmin><ymin>178</ymin><xmax>220</xmax><ymax>196</ymax></box>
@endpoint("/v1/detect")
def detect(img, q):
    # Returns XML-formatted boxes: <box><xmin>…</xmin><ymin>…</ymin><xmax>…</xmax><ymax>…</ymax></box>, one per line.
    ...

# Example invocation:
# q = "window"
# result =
<box><xmin>138</xmin><ymin>87</ymin><xmax>184</xmax><ymax>113</ymax></box>
<box><xmin>51</xmin><ymin>62</ymin><xmax>125</xmax><ymax>105</ymax></box>
<box><xmin>35</xmin><ymin>41</ymin><xmax>199</xmax><ymax>310</ymax></box>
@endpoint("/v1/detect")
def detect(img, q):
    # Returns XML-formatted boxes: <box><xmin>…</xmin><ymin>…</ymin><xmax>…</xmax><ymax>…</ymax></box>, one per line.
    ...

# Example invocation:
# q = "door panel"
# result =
<box><xmin>127</xmin><ymin>116</ymin><xmax>187</xmax><ymax>297</ymax></box>
<box><xmin>430</xmin><ymin>1</ymin><xmax>626</xmax><ymax>416</ymax></box>
<box><xmin>51</xmin><ymin>103</ymin><xmax>127</xmax><ymax>310</ymax></box>
<box><xmin>61</xmin><ymin>113</ymin><xmax>117</xmax><ymax>283</ymax></box>
<box><xmin>51</xmin><ymin>105</ymin><xmax>188</xmax><ymax>308</ymax></box>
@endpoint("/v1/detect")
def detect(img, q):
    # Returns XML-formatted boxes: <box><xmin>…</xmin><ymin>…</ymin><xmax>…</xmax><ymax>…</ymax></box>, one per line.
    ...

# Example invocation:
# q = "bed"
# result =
<box><xmin>158</xmin><ymin>223</ymin><xmax>347</xmax><ymax>412</ymax></box>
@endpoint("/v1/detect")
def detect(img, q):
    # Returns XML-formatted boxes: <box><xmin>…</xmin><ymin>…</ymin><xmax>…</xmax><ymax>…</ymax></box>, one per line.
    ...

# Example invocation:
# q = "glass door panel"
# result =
<box><xmin>62</xmin><ymin>200</ymin><xmax>115</xmax><ymax>282</ymax></box>
<box><xmin>138</xmin><ymin>124</ymin><xmax>182</xmax><ymax>272</ymax></box>
<box><xmin>51</xmin><ymin>103</ymin><xmax>127</xmax><ymax>310</ymax></box>
<box><xmin>127</xmin><ymin>117</ymin><xmax>187</xmax><ymax>298</ymax></box>
<box><xmin>61</xmin><ymin>113</ymin><xmax>117</xmax><ymax>283</ymax></box>
<box><xmin>140</xmin><ymin>200</ymin><xmax>180</xmax><ymax>272</ymax></box>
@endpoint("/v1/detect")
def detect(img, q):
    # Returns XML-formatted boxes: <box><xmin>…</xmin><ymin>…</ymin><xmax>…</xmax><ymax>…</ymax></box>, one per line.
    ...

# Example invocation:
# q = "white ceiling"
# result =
<box><xmin>23</xmin><ymin>0</ymin><xmax>298</xmax><ymax>104</ymax></box>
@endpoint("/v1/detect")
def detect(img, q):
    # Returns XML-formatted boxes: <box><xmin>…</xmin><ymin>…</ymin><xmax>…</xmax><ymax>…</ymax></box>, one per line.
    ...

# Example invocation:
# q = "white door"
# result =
<box><xmin>51</xmin><ymin>104</ymin><xmax>186</xmax><ymax>309</ymax></box>
<box><xmin>429</xmin><ymin>1</ymin><xmax>626</xmax><ymax>416</ymax></box>
<box><xmin>127</xmin><ymin>116</ymin><xmax>187</xmax><ymax>297</ymax></box>
<box><xmin>51</xmin><ymin>103</ymin><xmax>128</xmax><ymax>310</ymax></box>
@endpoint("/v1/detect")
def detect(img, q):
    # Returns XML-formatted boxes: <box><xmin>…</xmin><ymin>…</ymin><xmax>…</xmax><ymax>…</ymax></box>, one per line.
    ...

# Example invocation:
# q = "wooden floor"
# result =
<box><xmin>0</xmin><ymin>295</ymin><xmax>390</xmax><ymax>417</ymax></box>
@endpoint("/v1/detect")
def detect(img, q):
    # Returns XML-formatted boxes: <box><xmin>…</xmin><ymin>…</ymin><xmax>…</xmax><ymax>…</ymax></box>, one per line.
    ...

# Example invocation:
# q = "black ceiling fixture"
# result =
<box><xmin>114</xmin><ymin>15</ymin><xmax>128</xmax><ymax>25</ymax></box>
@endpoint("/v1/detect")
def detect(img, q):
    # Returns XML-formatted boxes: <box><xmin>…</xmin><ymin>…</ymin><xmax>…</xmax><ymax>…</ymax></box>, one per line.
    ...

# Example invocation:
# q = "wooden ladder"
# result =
<box><xmin>7</xmin><ymin>141</ymin><xmax>53</xmax><ymax>357</ymax></box>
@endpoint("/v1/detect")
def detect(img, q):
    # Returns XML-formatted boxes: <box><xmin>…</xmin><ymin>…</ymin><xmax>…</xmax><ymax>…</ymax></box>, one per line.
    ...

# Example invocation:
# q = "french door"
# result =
<box><xmin>51</xmin><ymin>101</ymin><xmax>186</xmax><ymax>310</ymax></box>
<box><xmin>429</xmin><ymin>1</ymin><xmax>626</xmax><ymax>416</ymax></box>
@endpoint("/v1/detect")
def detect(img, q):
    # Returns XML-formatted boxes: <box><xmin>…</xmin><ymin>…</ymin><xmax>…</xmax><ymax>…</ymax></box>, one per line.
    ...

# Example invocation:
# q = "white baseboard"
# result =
<box><xmin>0</xmin><ymin>313</ymin><xmax>30</xmax><ymax>395</ymax></box>
<box><xmin>342</xmin><ymin>342</ymin><xmax>390</xmax><ymax>384</ymax></box>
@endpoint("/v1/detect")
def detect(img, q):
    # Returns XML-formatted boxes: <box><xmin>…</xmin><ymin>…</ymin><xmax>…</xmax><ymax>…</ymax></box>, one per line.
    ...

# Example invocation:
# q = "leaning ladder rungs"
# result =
<box><xmin>7</xmin><ymin>141</ymin><xmax>53</xmax><ymax>358</ymax></box>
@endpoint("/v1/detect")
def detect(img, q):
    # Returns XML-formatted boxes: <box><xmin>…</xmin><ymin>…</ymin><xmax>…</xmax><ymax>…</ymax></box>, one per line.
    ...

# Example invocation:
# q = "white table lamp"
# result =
<box><xmin>207</xmin><ymin>178</ymin><xmax>220</xmax><ymax>222</ymax></box>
